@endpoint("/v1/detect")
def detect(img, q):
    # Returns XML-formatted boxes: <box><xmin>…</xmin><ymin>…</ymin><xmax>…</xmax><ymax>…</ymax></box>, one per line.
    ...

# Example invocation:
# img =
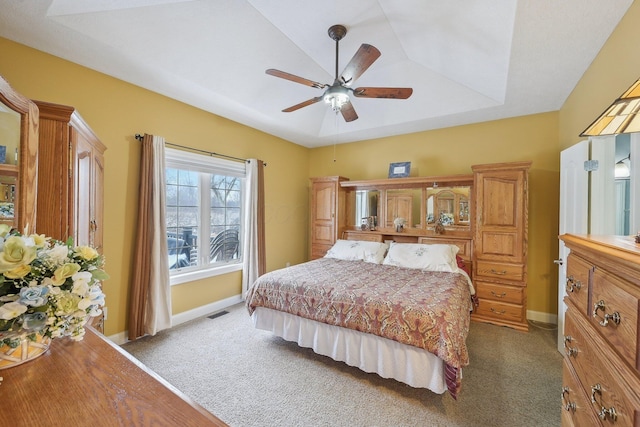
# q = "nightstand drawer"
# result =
<box><xmin>475</xmin><ymin>281</ymin><xmax>523</xmax><ymax>305</ymax></box>
<box><xmin>476</xmin><ymin>261</ymin><xmax>523</xmax><ymax>281</ymax></box>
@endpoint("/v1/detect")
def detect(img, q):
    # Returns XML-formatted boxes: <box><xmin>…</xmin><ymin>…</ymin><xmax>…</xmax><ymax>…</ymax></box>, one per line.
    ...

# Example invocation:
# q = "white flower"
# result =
<box><xmin>44</xmin><ymin>244</ymin><xmax>71</xmax><ymax>266</ymax></box>
<box><xmin>0</xmin><ymin>301</ymin><xmax>28</xmax><ymax>320</ymax></box>
<box><xmin>393</xmin><ymin>217</ymin><xmax>406</xmax><ymax>227</ymax></box>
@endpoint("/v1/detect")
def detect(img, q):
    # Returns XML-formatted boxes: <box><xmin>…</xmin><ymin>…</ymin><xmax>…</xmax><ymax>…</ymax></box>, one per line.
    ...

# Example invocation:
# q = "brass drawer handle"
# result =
<box><xmin>592</xmin><ymin>300</ymin><xmax>621</xmax><ymax>327</ymax></box>
<box><xmin>563</xmin><ymin>335</ymin><xmax>578</xmax><ymax>357</ymax></box>
<box><xmin>490</xmin><ymin>307</ymin><xmax>506</xmax><ymax>315</ymax></box>
<box><xmin>561</xmin><ymin>386</ymin><xmax>576</xmax><ymax>413</ymax></box>
<box><xmin>565</xmin><ymin>275</ymin><xmax>582</xmax><ymax>293</ymax></box>
<box><xmin>490</xmin><ymin>291</ymin><xmax>507</xmax><ymax>298</ymax></box>
<box><xmin>590</xmin><ymin>384</ymin><xmax>617</xmax><ymax>421</ymax></box>
<box><xmin>490</xmin><ymin>269</ymin><xmax>507</xmax><ymax>275</ymax></box>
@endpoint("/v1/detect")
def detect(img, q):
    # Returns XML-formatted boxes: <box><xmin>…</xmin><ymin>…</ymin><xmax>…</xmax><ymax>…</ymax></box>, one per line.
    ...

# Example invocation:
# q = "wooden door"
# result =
<box><xmin>557</xmin><ymin>140</ymin><xmax>589</xmax><ymax>352</ymax></box>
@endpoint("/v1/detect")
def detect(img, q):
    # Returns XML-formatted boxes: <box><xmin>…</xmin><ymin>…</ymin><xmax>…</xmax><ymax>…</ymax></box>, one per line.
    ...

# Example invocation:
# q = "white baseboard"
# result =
<box><xmin>108</xmin><ymin>294</ymin><xmax>243</xmax><ymax>346</ymax></box>
<box><xmin>527</xmin><ymin>309</ymin><xmax>557</xmax><ymax>325</ymax></box>
<box><xmin>172</xmin><ymin>294</ymin><xmax>243</xmax><ymax>326</ymax></box>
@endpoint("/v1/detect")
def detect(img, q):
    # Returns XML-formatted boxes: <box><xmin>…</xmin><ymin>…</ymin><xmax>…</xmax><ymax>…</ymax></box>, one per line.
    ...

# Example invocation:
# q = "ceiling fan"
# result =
<box><xmin>266</xmin><ymin>24</ymin><xmax>413</xmax><ymax>122</ymax></box>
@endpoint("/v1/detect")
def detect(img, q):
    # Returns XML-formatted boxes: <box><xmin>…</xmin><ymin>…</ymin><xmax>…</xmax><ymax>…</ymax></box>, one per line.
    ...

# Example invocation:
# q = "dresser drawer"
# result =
<box><xmin>565</xmin><ymin>254</ymin><xmax>591</xmax><ymax>316</ymax></box>
<box><xmin>475</xmin><ymin>281</ymin><xmax>523</xmax><ymax>305</ymax></box>
<box><xmin>474</xmin><ymin>299</ymin><xmax>525</xmax><ymax>324</ymax></box>
<box><xmin>561</xmin><ymin>359</ymin><xmax>602</xmax><ymax>427</ymax></box>
<box><xmin>476</xmin><ymin>261</ymin><xmax>524</xmax><ymax>281</ymax></box>
<box><xmin>591</xmin><ymin>267</ymin><xmax>639</xmax><ymax>372</ymax></box>
<box><xmin>564</xmin><ymin>308</ymin><xmax>640</xmax><ymax>426</ymax></box>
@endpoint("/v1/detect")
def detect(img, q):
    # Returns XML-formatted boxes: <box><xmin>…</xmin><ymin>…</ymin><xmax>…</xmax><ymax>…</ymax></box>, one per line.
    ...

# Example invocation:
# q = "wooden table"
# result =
<box><xmin>0</xmin><ymin>328</ymin><xmax>228</xmax><ymax>427</ymax></box>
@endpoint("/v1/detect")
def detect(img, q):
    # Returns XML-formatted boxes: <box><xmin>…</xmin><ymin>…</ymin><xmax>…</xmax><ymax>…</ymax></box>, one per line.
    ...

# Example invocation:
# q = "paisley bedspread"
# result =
<box><xmin>245</xmin><ymin>258</ymin><xmax>473</xmax><ymax>397</ymax></box>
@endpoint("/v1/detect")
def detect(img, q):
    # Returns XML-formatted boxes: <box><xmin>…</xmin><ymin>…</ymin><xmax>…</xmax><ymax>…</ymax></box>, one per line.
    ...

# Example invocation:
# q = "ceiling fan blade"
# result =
<box><xmin>266</xmin><ymin>69</ymin><xmax>328</xmax><ymax>89</ymax></box>
<box><xmin>339</xmin><ymin>44</ymin><xmax>381</xmax><ymax>86</ymax></box>
<box><xmin>353</xmin><ymin>87</ymin><xmax>413</xmax><ymax>99</ymax></box>
<box><xmin>282</xmin><ymin>96</ymin><xmax>324</xmax><ymax>112</ymax></box>
<box><xmin>340</xmin><ymin>100</ymin><xmax>358</xmax><ymax>122</ymax></box>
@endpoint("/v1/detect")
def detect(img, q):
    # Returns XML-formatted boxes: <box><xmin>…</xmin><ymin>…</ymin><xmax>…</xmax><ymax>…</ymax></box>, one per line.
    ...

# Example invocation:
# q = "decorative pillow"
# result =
<box><xmin>382</xmin><ymin>242</ymin><xmax>459</xmax><ymax>272</ymax></box>
<box><xmin>324</xmin><ymin>240</ymin><xmax>389</xmax><ymax>264</ymax></box>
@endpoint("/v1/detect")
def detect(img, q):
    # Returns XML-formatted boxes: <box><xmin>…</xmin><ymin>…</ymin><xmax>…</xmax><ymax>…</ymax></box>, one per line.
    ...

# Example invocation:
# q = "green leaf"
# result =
<box><xmin>91</xmin><ymin>270</ymin><xmax>110</xmax><ymax>281</ymax></box>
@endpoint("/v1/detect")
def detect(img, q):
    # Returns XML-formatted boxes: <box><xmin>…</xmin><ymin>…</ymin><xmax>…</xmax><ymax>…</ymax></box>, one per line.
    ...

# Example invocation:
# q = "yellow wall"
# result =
<box><xmin>0</xmin><ymin>37</ymin><xmax>310</xmax><ymax>336</ymax></box>
<box><xmin>1</xmin><ymin>0</ymin><xmax>638</xmax><ymax>335</ymax></box>
<box><xmin>310</xmin><ymin>113</ymin><xmax>561</xmax><ymax>317</ymax></box>
<box><xmin>560</xmin><ymin>2</ymin><xmax>640</xmax><ymax>149</ymax></box>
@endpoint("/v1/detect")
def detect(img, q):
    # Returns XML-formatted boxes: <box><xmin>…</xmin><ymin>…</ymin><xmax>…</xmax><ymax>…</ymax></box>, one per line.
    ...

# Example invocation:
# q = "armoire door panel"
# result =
<box><xmin>310</xmin><ymin>177</ymin><xmax>348</xmax><ymax>259</ymax></box>
<box><xmin>481</xmin><ymin>177</ymin><xmax>518</xmax><ymax>227</ymax></box>
<box><xmin>75</xmin><ymin>143</ymin><xmax>92</xmax><ymax>247</ymax></box>
<box><xmin>314</xmin><ymin>185</ymin><xmax>335</xmax><ymax>222</ymax></box>
<box><xmin>314</xmin><ymin>224</ymin><xmax>335</xmax><ymax>244</ymax></box>
<box><xmin>480</xmin><ymin>232</ymin><xmax>520</xmax><ymax>258</ymax></box>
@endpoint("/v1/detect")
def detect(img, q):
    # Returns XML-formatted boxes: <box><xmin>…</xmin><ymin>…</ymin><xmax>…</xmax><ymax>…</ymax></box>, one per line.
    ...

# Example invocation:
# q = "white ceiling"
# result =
<box><xmin>0</xmin><ymin>0</ymin><xmax>633</xmax><ymax>148</ymax></box>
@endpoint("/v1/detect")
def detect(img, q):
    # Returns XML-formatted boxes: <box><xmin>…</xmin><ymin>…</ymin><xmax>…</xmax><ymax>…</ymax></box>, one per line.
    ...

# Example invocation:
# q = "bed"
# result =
<box><xmin>245</xmin><ymin>240</ymin><xmax>475</xmax><ymax>399</ymax></box>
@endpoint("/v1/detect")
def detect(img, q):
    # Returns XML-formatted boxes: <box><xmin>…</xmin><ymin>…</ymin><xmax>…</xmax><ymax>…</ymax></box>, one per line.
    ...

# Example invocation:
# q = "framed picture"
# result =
<box><xmin>388</xmin><ymin>161</ymin><xmax>411</xmax><ymax>178</ymax></box>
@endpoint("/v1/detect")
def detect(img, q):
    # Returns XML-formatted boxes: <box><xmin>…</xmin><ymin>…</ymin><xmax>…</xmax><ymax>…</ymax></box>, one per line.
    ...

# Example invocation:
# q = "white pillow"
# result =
<box><xmin>382</xmin><ymin>242</ymin><xmax>459</xmax><ymax>272</ymax></box>
<box><xmin>324</xmin><ymin>240</ymin><xmax>389</xmax><ymax>264</ymax></box>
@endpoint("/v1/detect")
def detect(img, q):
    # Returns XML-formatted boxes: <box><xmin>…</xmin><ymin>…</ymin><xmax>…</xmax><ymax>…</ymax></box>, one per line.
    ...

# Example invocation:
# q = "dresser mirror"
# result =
<box><xmin>0</xmin><ymin>75</ymin><xmax>38</xmax><ymax>230</ymax></box>
<box><xmin>354</xmin><ymin>190</ymin><xmax>378</xmax><ymax>229</ymax></box>
<box><xmin>426</xmin><ymin>186</ymin><xmax>471</xmax><ymax>230</ymax></box>
<box><xmin>385</xmin><ymin>189</ymin><xmax>422</xmax><ymax>228</ymax></box>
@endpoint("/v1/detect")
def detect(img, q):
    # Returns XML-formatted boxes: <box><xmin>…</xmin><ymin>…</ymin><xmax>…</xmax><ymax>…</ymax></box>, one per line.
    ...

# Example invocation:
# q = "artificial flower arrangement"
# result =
<box><xmin>393</xmin><ymin>217</ymin><xmax>406</xmax><ymax>231</ymax></box>
<box><xmin>0</xmin><ymin>225</ymin><xmax>108</xmax><ymax>349</ymax></box>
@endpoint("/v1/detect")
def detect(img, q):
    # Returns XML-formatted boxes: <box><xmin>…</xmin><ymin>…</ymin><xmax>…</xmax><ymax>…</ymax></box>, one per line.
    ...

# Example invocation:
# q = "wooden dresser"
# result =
<box><xmin>0</xmin><ymin>327</ymin><xmax>227</xmax><ymax>426</ymax></box>
<box><xmin>559</xmin><ymin>234</ymin><xmax>640</xmax><ymax>426</ymax></box>
<box><xmin>471</xmin><ymin>161</ymin><xmax>531</xmax><ymax>331</ymax></box>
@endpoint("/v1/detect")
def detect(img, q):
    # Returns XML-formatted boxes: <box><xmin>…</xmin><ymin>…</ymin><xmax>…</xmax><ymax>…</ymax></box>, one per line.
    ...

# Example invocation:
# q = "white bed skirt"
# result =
<box><xmin>251</xmin><ymin>307</ymin><xmax>446</xmax><ymax>394</ymax></box>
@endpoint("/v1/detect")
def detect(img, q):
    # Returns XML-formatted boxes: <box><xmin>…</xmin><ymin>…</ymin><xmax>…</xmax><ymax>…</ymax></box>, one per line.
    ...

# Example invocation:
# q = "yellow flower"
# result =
<box><xmin>75</xmin><ymin>246</ymin><xmax>98</xmax><ymax>261</ymax></box>
<box><xmin>0</xmin><ymin>236</ymin><xmax>37</xmax><ymax>273</ymax></box>
<box><xmin>0</xmin><ymin>224</ymin><xmax>11</xmax><ymax>238</ymax></box>
<box><xmin>4</xmin><ymin>264</ymin><xmax>31</xmax><ymax>279</ymax></box>
<box><xmin>30</xmin><ymin>234</ymin><xmax>48</xmax><ymax>248</ymax></box>
<box><xmin>52</xmin><ymin>263</ymin><xmax>81</xmax><ymax>286</ymax></box>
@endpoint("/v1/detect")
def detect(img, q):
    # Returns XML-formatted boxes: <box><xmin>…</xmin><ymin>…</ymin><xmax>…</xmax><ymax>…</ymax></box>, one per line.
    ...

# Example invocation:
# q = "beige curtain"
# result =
<box><xmin>242</xmin><ymin>158</ymin><xmax>266</xmax><ymax>296</ymax></box>
<box><xmin>128</xmin><ymin>134</ymin><xmax>172</xmax><ymax>341</ymax></box>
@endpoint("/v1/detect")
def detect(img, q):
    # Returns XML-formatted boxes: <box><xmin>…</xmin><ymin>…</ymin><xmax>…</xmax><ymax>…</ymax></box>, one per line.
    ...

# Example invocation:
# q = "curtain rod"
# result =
<box><xmin>134</xmin><ymin>134</ymin><xmax>265</xmax><ymax>165</ymax></box>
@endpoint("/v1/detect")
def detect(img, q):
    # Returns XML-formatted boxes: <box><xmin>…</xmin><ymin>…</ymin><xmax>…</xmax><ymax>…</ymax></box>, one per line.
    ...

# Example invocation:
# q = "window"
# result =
<box><xmin>165</xmin><ymin>148</ymin><xmax>246</xmax><ymax>284</ymax></box>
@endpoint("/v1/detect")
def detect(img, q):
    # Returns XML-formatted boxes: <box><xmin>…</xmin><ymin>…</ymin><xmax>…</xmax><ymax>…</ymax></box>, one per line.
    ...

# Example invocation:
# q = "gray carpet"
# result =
<box><xmin>122</xmin><ymin>303</ymin><xmax>562</xmax><ymax>427</ymax></box>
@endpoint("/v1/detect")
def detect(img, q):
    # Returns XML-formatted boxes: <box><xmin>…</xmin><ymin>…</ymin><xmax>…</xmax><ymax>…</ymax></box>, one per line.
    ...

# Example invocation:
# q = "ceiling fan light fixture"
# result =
<box><xmin>324</xmin><ymin>85</ymin><xmax>350</xmax><ymax>112</ymax></box>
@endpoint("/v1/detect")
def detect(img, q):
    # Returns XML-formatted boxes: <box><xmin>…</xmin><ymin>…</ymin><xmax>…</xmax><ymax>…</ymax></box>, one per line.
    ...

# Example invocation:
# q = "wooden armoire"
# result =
<box><xmin>471</xmin><ymin>161</ymin><xmax>531</xmax><ymax>331</ymax></box>
<box><xmin>33</xmin><ymin>100</ymin><xmax>105</xmax><ymax>251</ymax></box>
